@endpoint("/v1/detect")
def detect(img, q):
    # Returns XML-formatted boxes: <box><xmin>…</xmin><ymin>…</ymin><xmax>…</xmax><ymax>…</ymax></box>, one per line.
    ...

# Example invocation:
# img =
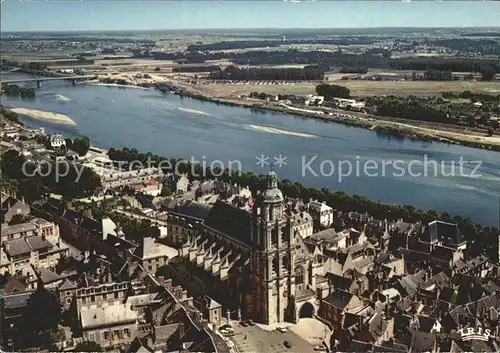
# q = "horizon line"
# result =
<box><xmin>3</xmin><ymin>25</ymin><xmax>500</xmax><ymax>34</ymax></box>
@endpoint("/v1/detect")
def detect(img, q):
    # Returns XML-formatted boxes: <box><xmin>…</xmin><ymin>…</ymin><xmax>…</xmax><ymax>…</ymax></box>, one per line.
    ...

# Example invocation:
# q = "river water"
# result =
<box><xmin>1</xmin><ymin>73</ymin><xmax>499</xmax><ymax>225</ymax></box>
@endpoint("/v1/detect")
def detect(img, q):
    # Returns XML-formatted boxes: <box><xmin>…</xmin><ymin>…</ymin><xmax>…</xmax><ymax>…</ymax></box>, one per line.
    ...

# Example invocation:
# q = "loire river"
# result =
<box><xmin>2</xmin><ymin>74</ymin><xmax>499</xmax><ymax>225</ymax></box>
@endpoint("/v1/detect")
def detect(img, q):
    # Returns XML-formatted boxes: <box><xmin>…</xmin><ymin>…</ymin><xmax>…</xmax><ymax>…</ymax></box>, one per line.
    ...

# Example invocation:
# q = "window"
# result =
<box><xmin>114</xmin><ymin>292</ymin><xmax>119</xmax><ymax>299</ymax></box>
<box><xmin>66</xmin><ymin>298</ymin><xmax>71</xmax><ymax>304</ymax></box>
<box><xmin>66</xmin><ymin>291</ymin><xmax>71</xmax><ymax>296</ymax></box>
<box><xmin>148</xmin><ymin>265</ymin><xmax>153</xmax><ymax>271</ymax></box>
<box><xmin>91</xmin><ymin>295</ymin><xmax>95</xmax><ymax>303</ymax></box>
<box><xmin>103</xmin><ymin>331</ymin><xmax>109</xmax><ymax>340</ymax></box>
<box><xmin>88</xmin><ymin>333</ymin><xmax>95</xmax><ymax>342</ymax></box>
<box><xmin>124</xmin><ymin>329</ymin><xmax>130</xmax><ymax>338</ymax></box>
<box><xmin>295</xmin><ymin>266</ymin><xmax>304</xmax><ymax>285</ymax></box>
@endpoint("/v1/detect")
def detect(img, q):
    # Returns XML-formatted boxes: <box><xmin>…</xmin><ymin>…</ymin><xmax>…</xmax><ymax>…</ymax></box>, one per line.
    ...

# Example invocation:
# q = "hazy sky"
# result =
<box><xmin>1</xmin><ymin>1</ymin><xmax>500</xmax><ymax>32</ymax></box>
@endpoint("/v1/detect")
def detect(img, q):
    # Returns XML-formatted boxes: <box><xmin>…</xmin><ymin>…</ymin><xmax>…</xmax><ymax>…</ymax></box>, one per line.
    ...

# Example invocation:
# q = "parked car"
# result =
<box><xmin>277</xmin><ymin>326</ymin><xmax>287</xmax><ymax>333</ymax></box>
<box><xmin>314</xmin><ymin>345</ymin><xmax>327</xmax><ymax>351</ymax></box>
<box><xmin>220</xmin><ymin>329</ymin><xmax>229</xmax><ymax>334</ymax></box>
<box><xmin>240</xmin><ymin>321</ymin><xmax>248</xmax><ymax>327</ymax></box>
<box><xmin>284</xmin><ymin>341</ymin><xmax>293</xmax><ymax>349</ymax></box>
<box><xmin>247</xmin><ymin>319</ymin><xmax>254</xmax><ymax>326</ymax></box>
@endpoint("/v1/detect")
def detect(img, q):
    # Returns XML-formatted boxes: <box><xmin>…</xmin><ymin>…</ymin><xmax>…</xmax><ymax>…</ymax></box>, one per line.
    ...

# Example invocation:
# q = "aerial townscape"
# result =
<box><xmin>1</xmin><ymin>1</ymin><xmax>500</xmax><ymax>353</ymax></box>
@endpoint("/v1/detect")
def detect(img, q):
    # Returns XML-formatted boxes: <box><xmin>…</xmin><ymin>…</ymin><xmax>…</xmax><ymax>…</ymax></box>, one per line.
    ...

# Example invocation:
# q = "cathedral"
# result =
<box><xmin>179</xmin><ymin>172</ymin><xmax>321</xmax><ymax>324</ymax></box>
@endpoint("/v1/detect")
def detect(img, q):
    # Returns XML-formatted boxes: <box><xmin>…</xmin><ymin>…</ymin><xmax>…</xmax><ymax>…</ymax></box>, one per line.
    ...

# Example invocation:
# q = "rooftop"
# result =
<box><xmin>138</xmin><ymin>237</ymin><xmax>178</xmax><ymax>261</ymax></box>
<box><xmin>172</xmin><ymin>200</ymin><xmax>213</xmax><ymax>221</ymax></box>
<box><xmin>80</xmin><ymin>304</ymin><xmax>139</xmax><ymax>330</ymax></box>
<box><xmin>1</xmin><ymin>222</ymin><xmax>37</xmax><ymax>237</ymax></box>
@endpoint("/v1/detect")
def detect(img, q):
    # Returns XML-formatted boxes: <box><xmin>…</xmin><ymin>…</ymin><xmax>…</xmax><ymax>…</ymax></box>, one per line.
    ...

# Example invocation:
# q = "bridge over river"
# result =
<box><xmin>2</xmin><ymin>75</ymin><xmax>96</xmax><ymax>87</ymax></box>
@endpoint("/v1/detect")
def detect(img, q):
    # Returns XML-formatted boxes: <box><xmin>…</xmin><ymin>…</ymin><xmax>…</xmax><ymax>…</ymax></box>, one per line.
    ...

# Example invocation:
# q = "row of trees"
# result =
<box><xmin>367</xmin><ymin>96</ymin><xmax>452</xmax><ymax>124</ymax></box>
<box><xmin>108</xmin><ymin>212</ymin><xmax>160</xmax><ymax>242</ymax></box>
<box><xmin>0</xmin><ymin>150</ymin><xmax>101</xmax><ymax>201</ymax></box>
<box><xmin>172</xmin><ymin>65</ymin><xmax>220</xmax><ymax>73</ymax></box>
<box><xmin>339</xmin><ymin>66</ymin><xmax>369</xmax><ymax>74</ymax></box>
<box><xmin>156</xmin><ymin>263</ymin><xmax>206</xmax><ymax>299</ymax></box>
<box><xmin>186</xmin><ymin>37</ymin><xmax>379</xmax><ymax>51</ymax></box>
<box><xmin>210</xmin><ymin>65</ymin><xmax>324</xmax><ymax>81</ymax></box>
<box><xmin>423</xmin><ymin>69</ymin><xmax>453</xmax><ymax>81</ymax></box>
<box><xmin>145</xmin><ymin>49</ymin><xmax>499</xmax><ymax>81</ymax></box>
<box><xmin>442</xmin><ymin>90</ymin><xmax>500</xmax><ymax>102</ymax></box>
<box><xmin>147</xmin><ymin>50</ymin><xmax>500</xmax><ymax>77</ymax></box>
<box><xmin>104</xmin><ymin>147</ymin><xmax>499</xmax><ymax>243</ymax></box>
<box><xmin>66</xmin><ymin>136</ymin><xmax>91</xmax><ymax>156</ymax></box>
<box><xmin>425</xmin><ymin>38</ymin><xmax>500</xmax><ymax>56</ymax></box>
<box><xmin>315</xmin><ymin>83</ymin><xmax>351</xmax><ymax>99</ymax></box>
<box><xmin>1</xmin><ymin>83</ymin><xmax>36</xmax><ymax>99</ymax></box>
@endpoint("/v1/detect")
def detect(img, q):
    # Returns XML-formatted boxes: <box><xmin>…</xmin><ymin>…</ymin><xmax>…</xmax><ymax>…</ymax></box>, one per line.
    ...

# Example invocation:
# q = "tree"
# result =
<box><xmin>480</xmin><ymin>65</ymin><xmax>496</xmax><ymax>81</ymax></box>
<box><xmin>14</xmin><ymin>287</ymin><xmax>62</xmax><ymax>350</ymax></box>
<box><xmin>315</xmin><ymin>83</ymin><xmax>350</xmax><ymax>99</ymax></box>
<box><xmin>65</xmin><ymin>138</ymin><xmax>73</xmax><ymax>150</ymax></box>
<box><xmin>8</xmin><ymin>213</ymin><xmax>32</xmax><ymax>225</ymax></box>
<box><xmin>1</xmin><ymin>150</ymin><xmax>26</xmax><ymax>180</ymax></box>
<box><xmin>73</xmin><ymin>341</ymin><xmax>103</xmax><ymax>352</ymax></box>
<box><xmin>72</xmin><ymin>136</ymin><xmax>90</xmax><ymax>156</ymax></box>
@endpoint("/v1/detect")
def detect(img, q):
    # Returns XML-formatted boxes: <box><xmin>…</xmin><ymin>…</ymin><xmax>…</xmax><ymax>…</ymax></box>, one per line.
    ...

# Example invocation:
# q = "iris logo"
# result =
<box><xmin>457</xmin><ymin>327</ymin><xmax>491</xmax><ymax>342</ymax></box>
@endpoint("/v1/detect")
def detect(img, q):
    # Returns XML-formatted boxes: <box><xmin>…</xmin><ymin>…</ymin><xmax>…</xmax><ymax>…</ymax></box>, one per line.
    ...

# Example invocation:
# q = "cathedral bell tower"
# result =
<box><xmin>252</xmin><ymin>171</ymin><xmax>292</xmax><ymax>324</ymax></box>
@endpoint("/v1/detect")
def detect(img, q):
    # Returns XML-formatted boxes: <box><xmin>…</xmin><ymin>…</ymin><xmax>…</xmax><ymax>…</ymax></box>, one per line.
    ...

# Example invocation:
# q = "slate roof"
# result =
<box><xmin>58</xmin><ymin>279</ymin><xmax>77</xmax><ymax>291</ymax></box>
<box><xmin>80</xmin><ymin>216</ymin><xmax>102</xmax><ymax>235</ymax></box>
<box><xmin>4</xmin><ymin>238</ymin><xmax>32</xmax><ymax>257</ymax></box>
<box><xmin>417</xmin><ymin>315</ymin><xmax>438</xmax><ymax>333</ymax></box>
<box><xmin>38</xmin><ymin>268</ymin><xmax>63</xmax><ymax>284</ymax></box>
<box><xmin>3</xmin><ymin>276</ymin><xmax>26</xmax><ymax>294</ymax></box>
<box><xmin>172</xmin><ymin>200</ymin><xmax>213</xmax><ymax>221</ymax></box>
<box><xmin>204</xmin><ymin>200</ymin><xmax>253</xmax><ymax>246</ymax></box>
<box><xmin>1</xmin><ymin>222</ymin><xmax>36</xmax><ymax>237</ymax></box>
<box><xmin>3</xmin><ymin>291</ymin><xmax>32</xmax><ymax>310</ymax></box>
<box><xmin>422</xmin><ymin>221</ymin><xmax>466</xmax><ymax>246</ymax></box>
<box><xmin>323</xmin><ymin>289</ymin><xmax>355</xmax><ymax>310</ymax></box>
<box><xmin>325</xmin><ymin>273</ymin><xmax>354</xmax><ymax>291</ymax></box>
<box><xmin>203</xmin><ymin>295</ymin><xmax>222</xmax><ymax>310</ymax></box>
<box><xmin>310</xmin><ymin>228</ymin><xmax>346</xmax><ymax>244</ymax></box>
<box><xmin>26</xmin><ymin>236</ymin><xmax>52</xmax><ymax>251</ymax></box>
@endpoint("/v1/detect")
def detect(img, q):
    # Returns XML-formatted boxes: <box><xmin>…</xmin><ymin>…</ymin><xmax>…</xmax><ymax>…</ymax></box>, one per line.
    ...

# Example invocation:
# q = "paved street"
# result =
<box><xmin>228</xmin><ymin>322</ymin><xmax>316</xmax><ymax>353</ymax></box>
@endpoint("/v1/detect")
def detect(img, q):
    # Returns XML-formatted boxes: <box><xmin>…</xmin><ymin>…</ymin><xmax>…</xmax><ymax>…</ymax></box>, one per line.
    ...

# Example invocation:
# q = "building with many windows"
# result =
<box><xmin>180</xmin><ymin>172</ymin><xmax>321</xmax><ymax>324</ymax></box>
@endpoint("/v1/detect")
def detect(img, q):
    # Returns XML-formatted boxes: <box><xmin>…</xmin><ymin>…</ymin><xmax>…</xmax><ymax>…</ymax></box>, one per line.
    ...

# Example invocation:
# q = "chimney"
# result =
<box><xmin>178</xmin><ymin>322</ymin><xmax>185</xmax><ymax>340</ymax></box>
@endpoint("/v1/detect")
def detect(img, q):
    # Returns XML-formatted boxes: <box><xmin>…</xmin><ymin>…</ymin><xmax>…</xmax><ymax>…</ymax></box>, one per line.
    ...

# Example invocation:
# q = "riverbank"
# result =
<box><xmin>82</xmin><ymin>73</ymin><xmax>500</xmax><ymax>150</ymax></box>
<box><xmin>9</xmin><ymin>107</ymin><xmax>76</xmax><ymax>126</ymax></box>
<box><xmin>169</xmin><ymin>82</ymin><xmax>500</xmax><ymax>152</ymax></box>
<box><xmin>87</xmin><ymin>81</ymin><xmax>149</xmax><ymax>90</ymax></box>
